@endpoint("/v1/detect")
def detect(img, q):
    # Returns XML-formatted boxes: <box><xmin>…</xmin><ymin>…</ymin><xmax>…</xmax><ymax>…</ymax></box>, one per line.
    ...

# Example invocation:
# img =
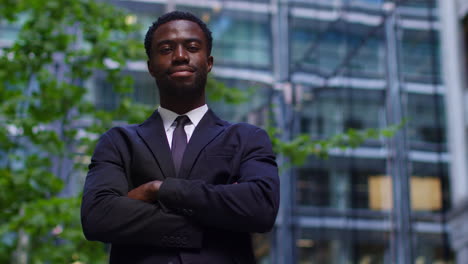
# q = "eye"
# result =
<box><xmin>187</xmin><ymin>43</ymin><xmax>201</xmax><ymax>52</ymax></box>
<box><xmin>159</xmin><ymin>46</ymin><xmax>173</xmax><ymax>54</ymax></box>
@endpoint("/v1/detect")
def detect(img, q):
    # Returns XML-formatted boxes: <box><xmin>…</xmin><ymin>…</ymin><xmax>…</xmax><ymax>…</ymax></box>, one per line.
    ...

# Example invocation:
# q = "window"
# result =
<box><xmin>413</xmin><ymin>233</ymin><xmax>454</xmax><ymax>263</ymax></box>
<box><xmin>401</xmin><ymin>29</ymin><xmax>441</xmax><ymax>83</ymax></box>
<box><xmin>400</xmin><ymin>0</ymin><xmax>435</xmax><ymax>8</ymax></box>
<box><xmin>411</xmin><ymin>162</ymin><xmax>450</xmax><ymax>213</ymax></box>
<box><xmin>94</xmin><ymin>71</ymin><xmax>158</xmax><ymax>110</ymax></box>
<box><xmin>111</xmin><ymin>0</ymin><xmax>165</xmax><ymax>41</ymax></box>
<box><xmin>208</xmin><ymin>78</ymin><xmax>271</xmax><ymax>123</ymax></box>
<box><xmin>210</xmin><ymin>13</ymin><xmax>271</xmax><ymax>69</ymax></box>
<box><xmin>297</xmin><ymin>157</ymin><xmax>387</xmax><ymax>210</ymax></box>
<box><xmin>406</xmin><ymin>93</ymin><xmax>446</xmax><ymax>149</ymax></box>
<box><xmin>297</xmin><ymin>168</ymin><xmax>330</xmax><ymax>207</ymax></box>
<box><xmin>291</xmin><ymin>19</ymin><xmax>385</xmax><ymax>78</ymax></box>
<box><xmin>297</xmin><ymin>228</ymin><xmax>390</xmax><ymax>264</ymax></box>
<box><xmin>300</xmin><ymin>88</ymin><xmax>384</xmax><ymax>140</ymax></box>
<box><xmin>176</xmin><ymin>6</ymin><xmax>272</xmax><ymax>69</ymax></box>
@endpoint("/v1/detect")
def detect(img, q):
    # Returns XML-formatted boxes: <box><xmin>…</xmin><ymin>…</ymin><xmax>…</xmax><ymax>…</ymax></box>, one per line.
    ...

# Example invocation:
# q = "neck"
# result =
<box><xmin>160</xmin><ymin>94</ymin><xmax>205</xmax><ymax>115</ymax></box>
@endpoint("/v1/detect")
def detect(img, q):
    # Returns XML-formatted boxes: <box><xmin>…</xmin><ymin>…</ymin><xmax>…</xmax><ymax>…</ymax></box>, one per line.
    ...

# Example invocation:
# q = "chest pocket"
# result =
<box><xmin>195</xmin><ymin>148</ymin><xmax>236</xmax><ymax>184</ymax></box>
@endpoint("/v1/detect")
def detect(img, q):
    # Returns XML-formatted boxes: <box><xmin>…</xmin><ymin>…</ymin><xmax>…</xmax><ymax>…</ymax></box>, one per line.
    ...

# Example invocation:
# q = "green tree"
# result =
<box><xmin>0</xmin><ymin>0</ymin><xmax>150</xmax><ymax>263</ymax></box>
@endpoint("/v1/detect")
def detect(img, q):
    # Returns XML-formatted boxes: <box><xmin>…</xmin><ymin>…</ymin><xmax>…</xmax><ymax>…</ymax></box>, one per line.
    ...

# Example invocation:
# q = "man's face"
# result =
<box><xmin>147</xmin><ymin>20</ymin><xmax>213</xmax><ymax>98</ymax></box>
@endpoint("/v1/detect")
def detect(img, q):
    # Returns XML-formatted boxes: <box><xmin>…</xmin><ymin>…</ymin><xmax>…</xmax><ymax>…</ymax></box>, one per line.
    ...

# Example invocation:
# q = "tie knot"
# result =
<box><xmin>174</xmin><ymin>115</ymin><xmax>190</xmax><ymax>128</ymax></box>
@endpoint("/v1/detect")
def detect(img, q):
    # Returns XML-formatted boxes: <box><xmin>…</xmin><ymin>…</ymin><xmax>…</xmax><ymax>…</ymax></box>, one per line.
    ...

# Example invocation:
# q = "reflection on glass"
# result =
<box><xmin>176</xmin><ymin>6</ymin><xmax>271</xmax><ymax>69</ymax></box>
<box><xmin>401</xmin><ymin>29</ymin><xmax>441</xmax><ymax>83</ymax></box>
<box><xmin>94</xmin><ymin>71</ymin><xmax>158</xmax><ymax>110</ymax></box>
<box><xmin>406</xmin><ymin>93</ymin><xmax>446</xmax><ymax>149</ymax></box>
<box><xmin>346</xmin><ymin>0</ymin><xmax>384</xmax><ymax>5</ymax></box>
<box><xmin>111</xmin><ymin>0</ymin><xmax>165</xmax><ymax>40</ymax></box>
<box><xmin>211</xmin><ymin>16</ymin><xmax>271</xmax><ymax>69</ymax></box>
<box><xmin>413</xmin><ymin>234</ymin><xmax>454</xmax><ymax>264</ymax></box>
<box><xmin>348</xmin><ymin>36</ymin><xmax>385</xmax><ymax>78</ymax></box>
<box><xmin>300</xmin><ymin>88</ymin><xmax>384</xmax><ymax>140</ymax></box>
<box><xmin>297</xmin><ymin>159</ymin><xmax>449</xmax><ymax>212</ymax></box>
<box><xmin>297</xmin><ymin>240</ymin><xmax>335</xmax><ymax>264</ymax></box>
<box><xmin>297</xmin><ymin>168</ymin><xmax>330</xmax><ymax>207</ymax></box>
<box><xmin>297</xmin><ymin>158</ymin><xmax>387</xmax><ymax>210</ymax></box>
<box><xmin>208</xmin><ymin>78</ymin><xmax>271</xmax><ymax>123</ymax></box>
<box><xmin>297</xmin><ymin>228</ymin><xmax>389</xmax><ymax>264</ymax></box>
<box><xmin>399</xmin><ymin>0</ymin><xmax>434</xmax><ymax>8</ymax></box>
<box><xmin>291</xmin><ymin>19</ymin><xmax>384</xmax><ymax>78</ymax></box>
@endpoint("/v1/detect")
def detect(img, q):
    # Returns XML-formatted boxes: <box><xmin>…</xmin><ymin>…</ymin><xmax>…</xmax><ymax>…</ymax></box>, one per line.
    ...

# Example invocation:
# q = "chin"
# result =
<box><xmin>163</xmin><ymin>83</ymin><xmax>204</xmax><ymax>98</ymax></box>
<box><xmin>157</xmin><ymin>77</ymin><xmax>207</xmax><ymax>99</ymax></box>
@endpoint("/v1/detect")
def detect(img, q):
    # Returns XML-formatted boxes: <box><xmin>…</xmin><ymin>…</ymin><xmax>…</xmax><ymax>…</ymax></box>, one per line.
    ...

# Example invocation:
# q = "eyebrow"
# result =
<box><xmin>155</xmin><ymin>38</ymin><xmax>203</xmax><ymax>47</ymax></box>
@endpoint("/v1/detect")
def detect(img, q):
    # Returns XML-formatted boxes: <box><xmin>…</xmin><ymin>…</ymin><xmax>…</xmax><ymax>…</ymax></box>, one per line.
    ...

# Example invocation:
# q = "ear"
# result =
<box><xmin>147</xmin><ymin>60</ymin><xmax>156</xmax><ymax>77</ymax></box>
<box><xmin>207</xmin><ymin>56</ymin><xmax>214</xmax><ymax>73</ymax></box>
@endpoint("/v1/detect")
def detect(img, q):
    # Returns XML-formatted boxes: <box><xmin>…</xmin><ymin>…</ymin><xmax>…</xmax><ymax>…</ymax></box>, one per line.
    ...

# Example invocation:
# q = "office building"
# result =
<box><xmin>439</xmin><ymin>0</ymin><xmax>468</xmax><ymax>263</ymax></box>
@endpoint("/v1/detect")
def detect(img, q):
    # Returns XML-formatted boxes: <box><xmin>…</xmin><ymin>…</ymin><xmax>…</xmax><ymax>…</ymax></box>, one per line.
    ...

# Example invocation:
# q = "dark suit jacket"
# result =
<box><xmin>81</xmin><ymin>109</ymin><xmax>280</xmax><ymax>264</ymax></box>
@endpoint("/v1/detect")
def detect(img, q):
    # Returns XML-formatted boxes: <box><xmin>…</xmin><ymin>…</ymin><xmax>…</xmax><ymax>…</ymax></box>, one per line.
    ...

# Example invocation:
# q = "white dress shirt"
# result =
<box><xmin>158</xmin><ymin>104</ymin><xmax>209</xmax><ymax>149</ymax></box>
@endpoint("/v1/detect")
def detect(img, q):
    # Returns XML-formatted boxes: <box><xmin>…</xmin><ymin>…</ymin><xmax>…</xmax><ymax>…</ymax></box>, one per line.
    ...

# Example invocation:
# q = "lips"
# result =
<box><xmin>168</xmin><ymin>66</ymin><xmax>195</xmax><ymax>77</ymax></box>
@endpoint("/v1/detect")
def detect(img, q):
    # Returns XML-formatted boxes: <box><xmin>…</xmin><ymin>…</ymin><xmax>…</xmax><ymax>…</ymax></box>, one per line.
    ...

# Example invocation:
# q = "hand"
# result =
<box><xmin>127</xmin><ymin>180</ymin><xmax>163</xmax><ymax>203</ymax></box>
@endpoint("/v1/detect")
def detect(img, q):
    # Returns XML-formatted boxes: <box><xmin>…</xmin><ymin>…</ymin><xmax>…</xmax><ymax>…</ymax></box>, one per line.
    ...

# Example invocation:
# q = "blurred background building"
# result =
<box><xmin>1</xmin><ymin>0</ymin><xmax>465</xmax><ymax>263</ymax></box>
<box><xmin>439</xmin><ymin>0</ymin><xmax>468</xmax><ymax>264</ymax></box>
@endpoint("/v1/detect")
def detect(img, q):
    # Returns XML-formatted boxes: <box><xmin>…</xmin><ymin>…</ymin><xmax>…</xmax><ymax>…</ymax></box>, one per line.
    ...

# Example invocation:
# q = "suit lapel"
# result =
<box><xmin>178</xmin><ymin>110</ymin><xmax>226</xmax><ymax>179</ymax></box>
<box><xmin>136</xmin><ymin>110</ymin><xmax>176</xmax><ymax>179</ymax></box>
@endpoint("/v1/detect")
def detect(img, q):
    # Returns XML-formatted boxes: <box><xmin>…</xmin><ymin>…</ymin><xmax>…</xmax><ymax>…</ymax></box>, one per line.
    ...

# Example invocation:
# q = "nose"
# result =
<box><xmin>173</xmin><ymin>45</ymin><xmax>189</xmax><ymax>64</ymax></box>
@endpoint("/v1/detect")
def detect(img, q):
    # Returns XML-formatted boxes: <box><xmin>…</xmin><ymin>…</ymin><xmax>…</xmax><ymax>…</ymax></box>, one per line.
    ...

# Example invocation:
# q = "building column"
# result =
<box><xmin>438</xmin><ymin>0</ymin><xmax>468</xmax><ymax>263</ymax></box>
<box><xmin>384</xmin><ymin>8</ymin><xmax>413</xmax><ymax>264</ymax></box>
<box><xmin>271</xmin><ymin>0</ymin><xmax>295</xmax><ymax>263</ymax></box>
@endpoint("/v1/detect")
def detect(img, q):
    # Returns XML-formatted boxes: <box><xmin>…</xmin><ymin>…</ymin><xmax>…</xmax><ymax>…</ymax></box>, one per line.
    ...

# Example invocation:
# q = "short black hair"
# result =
<box><xmin>144</xmin><ymin>11</ymin><xmax>213</xmax><ymax>59</ymax></box>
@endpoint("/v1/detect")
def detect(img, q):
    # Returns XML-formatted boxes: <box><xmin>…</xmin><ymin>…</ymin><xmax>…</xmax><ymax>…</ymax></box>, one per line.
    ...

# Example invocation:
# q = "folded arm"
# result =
<box><xmin>81</xmin><ymin>131</ymin><xmax>202</xmax><ymax>248</ymax></box>
<box><xmin>157</xmin><ymin>128</ymin><xmax>280</xmax><ymax>233</ymax></box>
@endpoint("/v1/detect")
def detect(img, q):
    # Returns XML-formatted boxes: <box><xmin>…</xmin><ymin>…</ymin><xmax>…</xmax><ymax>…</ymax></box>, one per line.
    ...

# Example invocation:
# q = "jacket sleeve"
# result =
<box><xmin>81</xmin><ymin>130</ymin><xmax>202</xmax><ymax>248</ymax></box>
<box><xmin>157</xmin><ymin>128</ymin><xmax>280</xmax><ymax>233</ymax></box>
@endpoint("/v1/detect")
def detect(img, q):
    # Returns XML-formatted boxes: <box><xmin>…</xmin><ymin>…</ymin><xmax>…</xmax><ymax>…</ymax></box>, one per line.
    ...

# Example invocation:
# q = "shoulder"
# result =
<box><xmin>223</xmin><ymin>122</ymin><xmax>272</xmax><ymax>143</ymax></box>
<box><xmin>225</xmin><ymin>122</ymin><xmax>265</xmax><ymax>133</ymax></box>
<box><xmin>103</xmin><ymin>124</ymin><xmax>140</xmax><ymax>139</ymax></box>
<box><xmin>206</xmin><ymin>110</ymin><xmax>262</xmax><ymax>136</ymax></box>
<box><xmin>222</xmin><ymin>123</ymin><xmax>276</xmax><ymax>161</ymax></box>
<box><xmin>94</xmin><ymin>124</ymin><xmax>142</xmax><ymax>151</ymax></box>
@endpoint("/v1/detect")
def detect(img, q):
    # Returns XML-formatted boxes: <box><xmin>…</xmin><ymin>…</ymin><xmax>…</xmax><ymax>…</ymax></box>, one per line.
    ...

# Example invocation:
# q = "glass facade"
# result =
<box><xmin>297</xmin><ymin>157</ymin><xmax>388</xmax><ymax>210</ymax></box>
<box><xmin>94</xmin><ymin>70</ymin><xmax>159</xmax><ymax>110</ymax></box>
<box><xmin>175</xmin><ymin>6</ymin><xmax>272</xmax><ymax>69</ymax></box>
<box><xmin>1</xmin><ymin>0</ymin><xmax>453</xmax><ymax>263</ymax></box>
<box><xmin>291</xmin><ymin>19</ymin><xmax>386</xmax><ymax>78</ymax></box>
<box><xmin>298</xmin><ymin>228</ymin><xmax>391</xmax><ymax>264</ymax></box>
<box><xmin>406</xmin><ymin>93</ymin><xmax>446</xmax><ymax>150</ymax></box>
<box><xmin>207</xmin><ymin>78</ymin><xmax>272</xmax><ymax>123</ymax></box>
<box><xmin>300</xmin><ymin>88</ymin><xmax>385</xmax><ymax>138</ymax></box>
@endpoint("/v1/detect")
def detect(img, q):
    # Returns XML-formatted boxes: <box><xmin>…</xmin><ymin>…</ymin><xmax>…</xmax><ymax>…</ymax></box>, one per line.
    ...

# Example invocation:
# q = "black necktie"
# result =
<box><xmin>171</xmin><ymin>115</ymin><xmax>191</xmax><ymax>176</ymax></box>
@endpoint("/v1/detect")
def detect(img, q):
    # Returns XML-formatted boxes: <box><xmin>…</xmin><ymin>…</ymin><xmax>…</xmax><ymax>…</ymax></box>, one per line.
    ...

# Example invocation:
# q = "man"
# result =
<box><xmin>81</xmin><ymin>11</ymin><xmax>279</xmax><ymax>264</ymax></box>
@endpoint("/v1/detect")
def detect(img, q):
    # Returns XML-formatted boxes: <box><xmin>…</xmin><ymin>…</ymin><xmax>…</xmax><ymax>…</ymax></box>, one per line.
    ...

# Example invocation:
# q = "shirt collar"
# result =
<box><xmin>158</xmin><ymin>104</ymin><xmax>209</xmax><ymax>132</ymax></box>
